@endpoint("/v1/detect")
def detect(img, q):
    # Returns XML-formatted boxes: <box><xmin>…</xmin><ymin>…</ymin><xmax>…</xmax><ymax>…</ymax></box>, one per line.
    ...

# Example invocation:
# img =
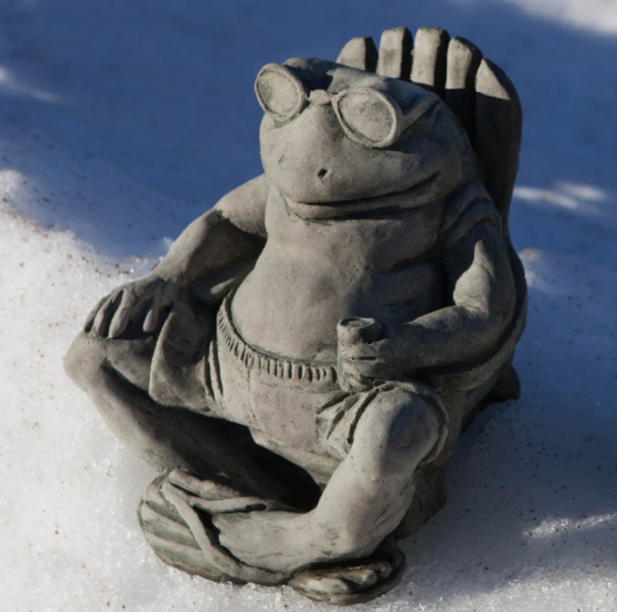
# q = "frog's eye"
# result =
<box><xmin>334</xmin><ymin>89</ymin><xmax>401</xmax><ymax>148</ymax></box>
<box><xmin>255</xmin><ymin>64</ymin><xmax>308</xmax><ymax>122</ymax></box>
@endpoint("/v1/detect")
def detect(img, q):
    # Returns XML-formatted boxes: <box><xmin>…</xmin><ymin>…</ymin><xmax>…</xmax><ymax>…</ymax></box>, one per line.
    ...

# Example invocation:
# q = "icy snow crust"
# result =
<box><xmin>1</xmin><ymin>1</ymin><xmax>616</xmax><ymax>611</ymax></box>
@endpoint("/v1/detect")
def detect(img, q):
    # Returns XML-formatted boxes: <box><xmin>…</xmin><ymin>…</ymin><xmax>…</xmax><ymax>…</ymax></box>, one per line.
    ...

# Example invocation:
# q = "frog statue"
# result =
<box><xmin>65</xmin><ymin>26</ymin><xmax>527</xmax><ymax>605</ymax></box>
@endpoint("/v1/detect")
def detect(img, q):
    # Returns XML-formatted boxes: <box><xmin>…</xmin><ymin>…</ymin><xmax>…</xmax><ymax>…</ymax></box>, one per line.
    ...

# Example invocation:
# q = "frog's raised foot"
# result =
<box><xmin>138</xmin><ymin>474</ymin><xmax>235</xmax><ymax>584</ymax></box>
<box><xmin>138</xmin><ymin>471</ymin><xmax>291</xmax><ymax>586</ymax></box>
<box><xmin>138</xmin><ymin>471</ymin><xmax>406</xmax><ymax>605</ymax></box>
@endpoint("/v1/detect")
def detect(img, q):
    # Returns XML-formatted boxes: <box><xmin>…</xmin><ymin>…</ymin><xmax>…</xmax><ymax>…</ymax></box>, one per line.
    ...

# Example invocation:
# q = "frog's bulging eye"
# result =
<box><xmin>255</xmin><ymin>64</ymin><xmax>308</xmax><ymax>122</ymax></box>
<box><xmin>334</xmin><ymin>89</ymin><xmax>400</xmax><ymax>148</ymax></box>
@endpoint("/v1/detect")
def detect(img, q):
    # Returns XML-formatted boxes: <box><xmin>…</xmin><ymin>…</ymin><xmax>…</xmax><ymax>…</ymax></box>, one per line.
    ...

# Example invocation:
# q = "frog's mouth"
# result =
<box><xmin>288</xmin><ymin>171</ymin><xmax>442</xmax><ymax>220</ymax></box>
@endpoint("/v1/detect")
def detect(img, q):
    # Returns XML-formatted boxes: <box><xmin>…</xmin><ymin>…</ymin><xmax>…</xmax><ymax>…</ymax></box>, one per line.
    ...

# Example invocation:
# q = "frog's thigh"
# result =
<box><xmin>247</xmin><ymin>368</ymin><xmax>334</xmax><ymax>447</ymax></box>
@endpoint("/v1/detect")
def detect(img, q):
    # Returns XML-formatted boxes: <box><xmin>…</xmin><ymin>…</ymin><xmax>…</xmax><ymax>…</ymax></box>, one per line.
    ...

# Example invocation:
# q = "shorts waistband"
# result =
<box><xmin>217</xmin><ymin>294</ymin><xmax>338</xmax><ymax>387</ymax></box>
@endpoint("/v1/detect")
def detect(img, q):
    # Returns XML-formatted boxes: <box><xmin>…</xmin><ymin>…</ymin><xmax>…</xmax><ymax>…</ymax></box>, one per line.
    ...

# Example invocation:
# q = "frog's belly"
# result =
<box><xmin>230</xmin><ymin>259</ymin><xmax>443</xmax><ymax>362</ymax></box>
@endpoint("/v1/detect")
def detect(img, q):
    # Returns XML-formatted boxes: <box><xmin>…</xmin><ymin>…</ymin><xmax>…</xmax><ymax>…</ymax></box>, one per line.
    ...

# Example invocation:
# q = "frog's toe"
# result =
<box><xmin>138</xmin><ymin>473</ymin><xmax>239</xmax><ymax>583</ymax></box>
<box><xmin>288</xmin><ymin>536</ymin><xmax>406</xmax><ymax>605</ymax></box>
<box><xmin>139</xmin><ymin>472</ymin><xmax>291</xmax><ymax>586</ymax></box>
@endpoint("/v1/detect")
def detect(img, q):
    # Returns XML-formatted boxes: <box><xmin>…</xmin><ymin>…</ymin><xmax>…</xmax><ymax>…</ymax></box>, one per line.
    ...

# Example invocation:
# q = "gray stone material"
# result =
<box><xmin>411</xmin><ymin>27</ymin><xmax>450</xmax><ymax>96</ymax></box>
<box><xmin>65</xmin><ymin>25</ymin><xmax>526</xmax><ymax>606</ymax></box>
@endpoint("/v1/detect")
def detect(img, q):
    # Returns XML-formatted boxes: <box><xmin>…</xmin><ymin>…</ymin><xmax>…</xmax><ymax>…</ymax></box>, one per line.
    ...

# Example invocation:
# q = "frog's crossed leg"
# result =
<box><xmin>139</xmin><ymin>470</ymin><xmax>291</xmax><ymax>586</ymax></box>
<box><xmin>139</xmin><ymin>470</ymin><xmax>408</xmax><ymax>605</ymax></box>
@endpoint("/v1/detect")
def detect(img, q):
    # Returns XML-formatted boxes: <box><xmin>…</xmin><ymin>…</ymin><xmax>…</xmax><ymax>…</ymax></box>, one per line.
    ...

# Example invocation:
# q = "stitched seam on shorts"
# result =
<box><xmin>217</xmin><ymin>295</ymin><xmax>338</xmax><ymax>386</ymax></box>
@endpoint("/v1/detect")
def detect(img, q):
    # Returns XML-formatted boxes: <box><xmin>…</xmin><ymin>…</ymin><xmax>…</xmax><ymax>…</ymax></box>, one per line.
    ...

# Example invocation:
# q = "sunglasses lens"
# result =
<box><xmin>255</xmin><ymin>67</ymin><xmax>304</xmax><ymax>120</ymax></box>
<box><xmin>337</xmin><ymin>90</ymin><xmax>398</xmax><ymax>147</ymax></box>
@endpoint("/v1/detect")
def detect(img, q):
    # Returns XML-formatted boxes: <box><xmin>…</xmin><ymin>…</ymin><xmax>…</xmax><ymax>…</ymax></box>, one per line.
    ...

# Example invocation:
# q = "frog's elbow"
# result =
<box><xmin>455</xmin><ymin>238</ymin><xmax>517</xmax><ymax>346</ymax></box>
<box><xmin>487</xmin><ymin>276</ymin><xmax>516</xmax><ymax>337</ymax></box>
<box><xmin>480</xmin><ymin>267</ymin><xmax>517</xmax><ymax>347</ymax></box>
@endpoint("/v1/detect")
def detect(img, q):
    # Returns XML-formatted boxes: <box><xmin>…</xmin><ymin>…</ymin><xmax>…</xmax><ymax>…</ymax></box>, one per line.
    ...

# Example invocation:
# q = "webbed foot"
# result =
<box><xmin>138</xmin><ymin>470</ymin><xmax>290</xmax><ymax>585</ymax></box>
<box><xmin>138</xmin><ymin>473</ymin><xmax>237</xmax><ymax>583</ymax></box>
<box><xmin>212</xmin><ymin>509</ymin><xmax>316</xmax><ymax>573</ymax></box>
<box><xmin>138</xmin><ymin>470</ymin><xmax>406</xmax><ymax>604</ymax></box>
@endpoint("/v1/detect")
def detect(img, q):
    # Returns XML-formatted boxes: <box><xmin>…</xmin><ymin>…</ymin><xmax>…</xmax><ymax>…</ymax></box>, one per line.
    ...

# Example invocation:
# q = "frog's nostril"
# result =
<box><xmin>317</xmin><ymin>168</ymin><xmax>329</xmax><ymax>179</ymax></box>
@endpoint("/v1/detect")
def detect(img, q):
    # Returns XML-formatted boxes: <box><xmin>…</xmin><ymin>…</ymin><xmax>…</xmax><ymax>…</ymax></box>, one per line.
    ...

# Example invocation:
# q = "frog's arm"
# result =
<box><xmin>398</xmin><ymin>217</ymin><xmax>515</xmax><ymax>370</ymax></box>
<box><xmin>338</xmin><ymin>210</ymin><xmax>516</xmax><ymax>384</ymax></box>
<box><xmin>153</xmin><ymin>174</ymin><xmax>269</xmax><ymax>299</ymax></box>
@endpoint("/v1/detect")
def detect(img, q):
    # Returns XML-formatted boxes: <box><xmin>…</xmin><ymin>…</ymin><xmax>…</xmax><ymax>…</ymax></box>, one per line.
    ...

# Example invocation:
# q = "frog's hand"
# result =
<box><xmin>336</xmin><ymin>28</ymin><xmax>522</xmax><ymax>241</ymax></box>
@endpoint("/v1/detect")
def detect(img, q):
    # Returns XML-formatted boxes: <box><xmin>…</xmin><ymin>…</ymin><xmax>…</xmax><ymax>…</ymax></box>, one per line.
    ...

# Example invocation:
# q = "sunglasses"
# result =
<box><xmin>255</xmin><ymin>63</ymin><xmax>438</xmax><ymax>149</ymax></box>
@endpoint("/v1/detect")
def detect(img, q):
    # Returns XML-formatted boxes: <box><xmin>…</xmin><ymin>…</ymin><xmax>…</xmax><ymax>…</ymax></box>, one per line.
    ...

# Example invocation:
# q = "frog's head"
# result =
<box><xmin>256</xmin><ymin>58</ymin><xmax>473</xmax><ymax>204</ymax></box>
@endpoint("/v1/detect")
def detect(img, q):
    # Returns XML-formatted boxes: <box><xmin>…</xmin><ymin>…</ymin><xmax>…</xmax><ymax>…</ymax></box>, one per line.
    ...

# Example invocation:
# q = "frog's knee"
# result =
<box><xmin>351</xmin><ymin>385</ymin><xmax>444</xmax><ymax>478</ymax></box>
<box><xmin>64</xmin><ymin>332</ymin><xmax>107</xmax><ymax>391</ymax></box>
<box><xmin>64</xmin><ymin>332</ymin><xmax>153</xmax><ymax>392</ymax></box>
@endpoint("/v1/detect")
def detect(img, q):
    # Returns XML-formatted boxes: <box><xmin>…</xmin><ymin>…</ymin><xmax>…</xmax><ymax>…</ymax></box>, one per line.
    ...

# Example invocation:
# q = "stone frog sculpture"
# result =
<box><xmin>65</xmin><ymin>27</ymin><xmax>526</xmax><ymax>605</ymax></box>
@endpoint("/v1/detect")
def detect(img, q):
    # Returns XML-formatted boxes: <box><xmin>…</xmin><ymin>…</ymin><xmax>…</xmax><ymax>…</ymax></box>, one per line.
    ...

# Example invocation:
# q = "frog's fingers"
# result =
<box><xmin>142</xmin><ymin>289</ymin><xmax>161</xmax><ymax>334</ymax></box>
<box><xmin>109</xmin><ymin>288</ymin><xmax>140</xmax><ymax>338</ymax></box>
<box><xmin>336</xmin><ymin>36</ymin><xmax>378</xmax><ymax>73</ymax></box>
<box><xmin>92</xmin><ymin>290</ymin><xmax>122</xmax><ymax>337</ymax></box>
<box><xmin>376</xmin><ymin>27</ymin><xmax>413</xmax><ymax>80</ymax></box>
<box><xmin>444</xmin><ymin>37</ymin><xmax>483</xmax><ymax>142</ymax></box>
<box><xmin>410</xmin><ymin>26</ymin><xmax>450</xmax><ymax>98</ymax></box>
<box><xmin>83</xmin><ymin>295</ymin><xmax>109</xmax><ymax>333</ymax></box>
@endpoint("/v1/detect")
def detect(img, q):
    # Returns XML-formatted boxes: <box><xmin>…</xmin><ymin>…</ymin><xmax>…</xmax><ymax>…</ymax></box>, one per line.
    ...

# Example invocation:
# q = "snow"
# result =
<box><xmin>1</xmin><ymin>1</ymin><xmax>616</xmax><ymax>610</ymax></box>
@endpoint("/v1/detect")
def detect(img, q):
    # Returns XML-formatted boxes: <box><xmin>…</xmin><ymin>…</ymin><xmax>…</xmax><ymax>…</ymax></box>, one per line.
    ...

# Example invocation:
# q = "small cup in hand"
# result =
<box><xmin>337</xmin><ymin>317</ymin><xmax>384</xmax><ymax>392</ymax></box>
